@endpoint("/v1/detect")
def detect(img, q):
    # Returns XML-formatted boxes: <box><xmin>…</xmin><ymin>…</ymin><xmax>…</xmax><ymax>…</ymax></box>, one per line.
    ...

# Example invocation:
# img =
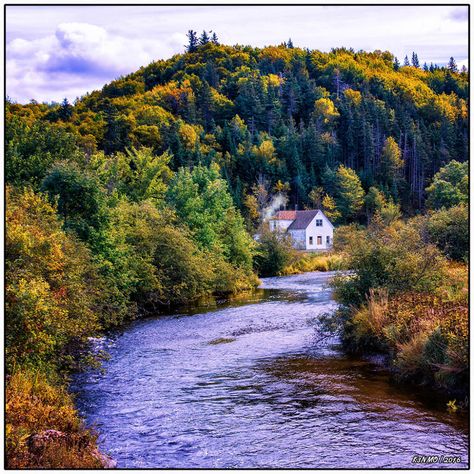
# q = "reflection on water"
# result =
<box><xmin>73</xmin><ymin>271</ymin><xmax>468</xmax><ymax>468</ymax></box>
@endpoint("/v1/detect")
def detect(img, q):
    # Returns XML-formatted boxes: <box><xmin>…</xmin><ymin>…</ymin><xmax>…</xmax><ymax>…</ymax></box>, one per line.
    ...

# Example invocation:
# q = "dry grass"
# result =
<box><xmin>347</xmin><ymin>264</ymin><xmax>468</xmax><ymax>392</ymax></box>
<box><xmin>6</xmin><ymin>368</ymin><xmax>103</xmax><ymax>469</ymax></box>
<box><xmin>281</xmin><ymin>252</ymin><xmax>347</xmax><ymax>275</ymax></box>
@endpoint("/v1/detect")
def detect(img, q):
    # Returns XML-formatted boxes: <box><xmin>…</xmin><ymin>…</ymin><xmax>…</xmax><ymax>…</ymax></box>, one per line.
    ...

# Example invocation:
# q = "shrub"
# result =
<box><xmin>426</xmin><ymin>204</ymin><xmax>468</xmax><ymax>262</ymax></box>
<box><xmin>332</xmin><ymin>217</ymin><xmax>445</xmax><ymax>307</ymax></box>
<box><xmin>254</xmin><ymin>230</ymin><xmax>296</xmax><ymax>276</ymax></box>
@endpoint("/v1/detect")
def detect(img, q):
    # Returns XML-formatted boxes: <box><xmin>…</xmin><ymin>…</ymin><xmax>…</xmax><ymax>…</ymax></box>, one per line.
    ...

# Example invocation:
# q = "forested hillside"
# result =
<box><xmin>7</xmin><ymin>32</ymin><xmax>468</xmax><ymax>221</ymax></box>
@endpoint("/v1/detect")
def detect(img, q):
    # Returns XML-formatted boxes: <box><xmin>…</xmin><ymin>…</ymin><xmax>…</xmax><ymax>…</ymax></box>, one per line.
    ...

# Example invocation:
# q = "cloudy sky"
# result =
<box><xmin>6</xmin><ymin>5</ymin><xmax>469</xmax><ymax>103</ymax></box>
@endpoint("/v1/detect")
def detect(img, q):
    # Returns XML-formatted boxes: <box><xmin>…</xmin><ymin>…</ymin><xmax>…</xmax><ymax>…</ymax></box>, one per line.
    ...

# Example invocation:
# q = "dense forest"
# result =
<box><xmin>5</xmin><ymin>32</ymin><xmax>469</xmax><ymax>468</ymax></box>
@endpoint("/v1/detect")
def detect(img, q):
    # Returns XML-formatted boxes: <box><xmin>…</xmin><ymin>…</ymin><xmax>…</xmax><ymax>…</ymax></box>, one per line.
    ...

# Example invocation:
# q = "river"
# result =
<box><xmin>73</xmin><ymin>271</ymin><xmax>468</xmax><ymax>469</ymax></box>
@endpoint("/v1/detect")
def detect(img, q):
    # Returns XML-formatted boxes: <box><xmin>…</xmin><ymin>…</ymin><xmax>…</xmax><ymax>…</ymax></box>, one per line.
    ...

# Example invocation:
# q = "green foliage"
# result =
<box><xmin>426</xmin><ymin>204</ymin><xmax>468</xmax><ymax>262</ymax></box>
<box><xmin>5</xmin><ymin>187</ymin><xmax>101</xmax><ymax>370</ymax></box>
<box><xmin>425</xmin><ymin>160</ymin><xmax>468</xmax><ymax>210</ymax></box>
<box><xmin>334</xmin><ymin>165</ymin><xmax>365</xmax><ymax>221</ymax></box>
<box><xmin>6</xmin><ymin>114</ymin><xmax>81</xmax><ymax>188</ymax></box>
<box><xmin>254</xmin><ymin>230</ymin><xmax>295</xmax><ymax>277</ymax></box>
<box><xmin>151</xmin><ymin>224</ymin><xmax>214</xmax><ymax>304</ymax></box>
<box><xmin>332</xmin><ymin>217</ymin><xmax>445</xmax><ymax>307</ymax></box>
<box><xmin>167</xmin><ymin>163</ymin><xmax>255</xmax><ymax>269</ymax></box>
<box><xmin>90</xmin><ymin>147</ymin><xmax>172</xmax><ymax>204</ymax></box>
<box><xmin>41</xmin><ymin>162</ymin><xmax>108</xmax><ymax>245</ymax></box>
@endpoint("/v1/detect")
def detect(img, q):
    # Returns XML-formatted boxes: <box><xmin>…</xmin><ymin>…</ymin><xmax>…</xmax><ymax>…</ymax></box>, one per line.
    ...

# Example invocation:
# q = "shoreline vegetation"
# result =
<box><xmin>5</xmin><ymin>35</ymin><xmax>468</xmax><ymax>468</ymax></box>
<box><xmin>329</xmin><ymin>215</ymin><xmax>468</xmax><ymax>403</ymax></box>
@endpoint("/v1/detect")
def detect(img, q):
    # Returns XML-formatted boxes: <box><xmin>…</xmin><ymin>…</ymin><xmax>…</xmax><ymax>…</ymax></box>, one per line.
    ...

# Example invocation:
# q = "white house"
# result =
<box><xmin>268</xmin><ymin>209</ymin><xmax>334</xmax><ymax>251</ymax></box>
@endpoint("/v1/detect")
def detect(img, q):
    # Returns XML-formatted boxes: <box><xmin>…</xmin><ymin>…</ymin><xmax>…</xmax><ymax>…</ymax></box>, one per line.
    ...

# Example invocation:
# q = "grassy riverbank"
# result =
<box><xmin>331</xmin><ymin>214</ymin><xmax>468</xmax><ymax>401</ymax></box>
<box><xmin>6</xmin><ymin>369</ymin><xmax>105</xmax><ymax>469</ymax></box>
<box><xmin>281</xmin><ymin>252</ymin><xmax>347</xmax><ymax>275</ymax></box>
<box><xmin>254</xmin><ymin>229</ymin><xmax>348</xmax><ymax>276</ymax></box>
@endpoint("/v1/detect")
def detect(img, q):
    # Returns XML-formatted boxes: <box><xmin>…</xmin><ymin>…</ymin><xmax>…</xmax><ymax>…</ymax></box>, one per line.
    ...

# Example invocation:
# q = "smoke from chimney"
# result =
<box><xmin>263</xmin><ymin>193</ymin><xmax>288</xmax><ymax>221</ymax></box>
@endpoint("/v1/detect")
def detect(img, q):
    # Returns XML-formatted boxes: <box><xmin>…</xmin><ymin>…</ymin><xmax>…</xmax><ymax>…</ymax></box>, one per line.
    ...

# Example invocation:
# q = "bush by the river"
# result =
<box><xmin>331</xmin><ymin>214</ymin><xmax>468</xmax><ymax>395</ymax></box>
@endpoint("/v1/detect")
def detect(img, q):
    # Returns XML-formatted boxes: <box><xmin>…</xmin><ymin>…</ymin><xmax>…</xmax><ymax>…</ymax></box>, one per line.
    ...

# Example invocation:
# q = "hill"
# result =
<box><xmin>6</xmin><ymin>36</ymin><xmax>468</xmax><ymax>217</ymax></box>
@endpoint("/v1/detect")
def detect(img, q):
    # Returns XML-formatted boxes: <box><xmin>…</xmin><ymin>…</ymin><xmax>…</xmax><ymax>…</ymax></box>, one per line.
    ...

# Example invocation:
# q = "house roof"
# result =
<box><xmin>271</xmin><ymin>210</ymin><xmax>297</xmax><ymax>220</ymax></box>
<box><xmin>287</xmin><ymin>210</ymin><xmax>320</xmax><ymax>230</ymax></box>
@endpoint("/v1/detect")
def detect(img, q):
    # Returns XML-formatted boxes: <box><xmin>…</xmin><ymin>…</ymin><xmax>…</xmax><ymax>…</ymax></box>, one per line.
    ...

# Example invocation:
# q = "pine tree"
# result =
<box><xmin>393</xmin><ymin>57</ymin><xmax>400</xmax><ymax>71</ymax></box>
<box><xmin>334</xmin><ymin>165</ymin><xmax>365</xmax><ymax>221</ymax></box>
<box><xmin>423</xmin><ymin>62</ymin><xmax>429</xmax><ymax>71</ymax></box>
<box><xmin>58</xmin><ymin>98</ymin><xmax>73</xmax><ymax>121</ymax></box>
<box><xmin>411</xmin><ymin>52</ymin><xmax>420</xmax><ymax>68</ymax></box>
<box><xmin>186</xmin><ymin>30</ymin><xmax>198</xmax><ymax>53</ymax></box>
<box><xmin>287</xmin><ymin>38</ymin><xmax>294</xmax><ymax>48</ymax></box>
<box><xmin>448</xmin><ymin>57</ymin><xmax>458</xmax><ymax>73</ymax></box>
<box><xmin>211</xmin><ymin>32</ymin><xmax>219</xmax><ymax>45</ymax></box>
<box><xmin>403</xmin><ymin>55</ymin><xmax>410</xmax><ymax>66</ymax></box>
<box><xmin>199</xmin><ymin>30</ymin><xmax>210</xmax><ymax>46</ymax></box>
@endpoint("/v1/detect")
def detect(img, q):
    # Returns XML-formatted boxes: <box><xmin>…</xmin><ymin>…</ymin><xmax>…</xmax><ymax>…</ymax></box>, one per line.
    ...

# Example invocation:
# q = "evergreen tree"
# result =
<box><xmin>403</xmin><ymin>55</ymin><xmax>410</xmax><ymax>66</ymax></box>
<box><xmin>411</xmin><ymin>52</ymin><xmax>420</xmax><ymax>68</ymax></box>
<box><xmin>58</xmin><ymin>98</ymin><xmax>73</xmax><ymax>121</ymax></box>
<box><xmin>393</xmin><ymin>57</ymin><xmax>400</xmax><ymax>71</ymax></box>
<box><xmin>199</xmin><ymin>30</ymin><xmax>210</xmax><ymax>45</ymax></box>
<box><xmin>186</xmin><ymin>30</ymin><xmax>198</xmax><ymax>52</ymax></box>
<box><xmin>211</xmin><ymin>32</ymin><xmax>219</xmax><ymax>45</ymax></box>
<box><xmin>448</xmin><ymin>57</ymin><xmax>458</xmax><ymax>73</ymax></box>
<box><xmin>334</xmin><ymin>165</ymin><xmax>365</xmax><ymax>221</ymax></box>
<box><xmin>287</xmin><ymin>38</ymin><xmax>294</xmax><ymax>48</ymax></box>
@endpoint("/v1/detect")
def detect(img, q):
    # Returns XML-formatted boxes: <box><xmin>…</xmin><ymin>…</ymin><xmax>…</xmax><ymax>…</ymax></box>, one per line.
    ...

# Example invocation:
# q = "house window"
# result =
<box><xmin>317</xmin><ymin>236</ymin><xmax>322</xmax><ymax>245</ymax></box>
<box><xmin>326</xmin><ymin>236</ymin><xmax>330</xmax><ymax>245</ymax></box>
<box><xmin>316</xmin><ymin>219</ymin><xmax>323</xmax><ymax>226</ymax></box>
<box><xmin>309</xmin><ymin>236</ymin><xmax>313</xmax><ymax>245</ymax></box>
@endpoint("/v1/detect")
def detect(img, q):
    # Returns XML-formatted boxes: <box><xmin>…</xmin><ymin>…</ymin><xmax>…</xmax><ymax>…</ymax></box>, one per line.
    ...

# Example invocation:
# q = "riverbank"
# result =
<box><xmin>6</xmin><ymin>368</ymin><xmax>115</xmax><ymax>468</ymax></box>
<box><xmin>330</xmin><ymin>217</ymin><xmax>468</xmax><ymax>402</ymax></box>
<box><xmin>281</xmin><ymin>251</ymin><xmax>347</xmax><ymax>275</ymax></box>
<box><xmin>5</xmin><ymin>278</ymin><xmax>261</xmax><ymax>469</ymax></box>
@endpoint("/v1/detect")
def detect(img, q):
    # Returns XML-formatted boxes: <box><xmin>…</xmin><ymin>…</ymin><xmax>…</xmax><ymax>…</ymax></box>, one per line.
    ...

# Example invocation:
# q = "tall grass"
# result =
<box><xmin>343</xmin><ymin>263</ymin><xmax>468</xmax><ymax>394</ymax></box>
<box><xmin>6</xmin><ymin>368</ymin><xmax>103</xmax><ymax>469</ymax></box>
<box><xmin>281</xmin><ymin>252</ymin><xmax>347</xmax><ymax>275</ymax></box>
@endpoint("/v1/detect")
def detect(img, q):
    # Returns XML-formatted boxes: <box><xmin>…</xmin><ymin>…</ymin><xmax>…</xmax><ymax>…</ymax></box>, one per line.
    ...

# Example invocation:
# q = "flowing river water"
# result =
<box><xmin>73</xmin><ymin>271</ymin><xmax>468</xmax><ymax>469</ymax></box>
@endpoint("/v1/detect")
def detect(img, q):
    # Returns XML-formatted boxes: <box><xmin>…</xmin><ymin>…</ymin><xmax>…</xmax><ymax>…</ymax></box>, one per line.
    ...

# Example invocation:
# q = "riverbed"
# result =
<box><xmin>73</xmin><ymin>271</ymin><xmax>468</xmax><ymax>468</ymax></box>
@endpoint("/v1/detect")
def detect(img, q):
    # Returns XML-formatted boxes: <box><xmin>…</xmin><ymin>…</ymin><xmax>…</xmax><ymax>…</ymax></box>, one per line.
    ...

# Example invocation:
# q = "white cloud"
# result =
<box><xmin>6</xmin><ymin>5</ymin><xmax>468</xmax><ymax>103</ymax></box>
<box><xmin>6</xmin><ymin>21</ymin><xmax>177</xmax><ymax>102</ymax></box>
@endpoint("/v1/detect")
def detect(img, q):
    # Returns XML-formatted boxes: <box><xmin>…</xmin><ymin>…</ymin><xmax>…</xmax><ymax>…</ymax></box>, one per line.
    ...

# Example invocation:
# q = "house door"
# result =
<box><xmin>317</xmin><ymin>236</ymin><xmax>322</xmax><ymax>245</ymax></box>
